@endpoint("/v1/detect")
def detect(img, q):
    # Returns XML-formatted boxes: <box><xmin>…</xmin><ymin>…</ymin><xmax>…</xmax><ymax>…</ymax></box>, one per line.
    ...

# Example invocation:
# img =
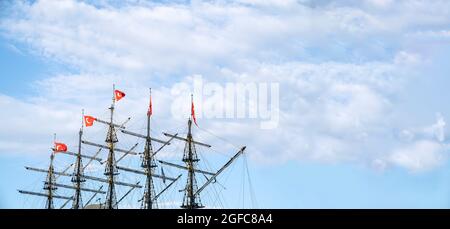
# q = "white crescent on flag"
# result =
<box><xmin>115</xmin><ymin>90</ymin><xmax>125</xmax><ymax>101</ymax></box>
<box><xmin>54</xmin><ymin>142</ymin><xmax>67</xmax><ymax>152</ymax></box>
<box><xmin>84</xmin><ymin>116</ymin><xmax>96</xmax><ymax>127</ymax></box>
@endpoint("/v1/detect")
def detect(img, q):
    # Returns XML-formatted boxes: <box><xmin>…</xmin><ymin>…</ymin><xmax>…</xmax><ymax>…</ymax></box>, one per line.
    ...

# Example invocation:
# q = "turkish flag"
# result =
<box><xmin>191</xmin><ymin>100</ymin><xmax>198</xmax><ymax>126</ymax></box>
<box><xmin>115</xmin><ymin>90</ymin><xmax>126</xmax><ymax>101</ymax></box>
<box><xmin>54</xmin><ymin>142</ymin><xmax>68</xmax><ymax>152</ymax></box>
<box><xmin>147</xmin><ymin>95</ymin><xmax>153</xmax><ymax>117</ymax></box>
<box><xmin>84</xmin><ymin>115</ymin><xmax>96</xmax><ymax>127</ymax></box>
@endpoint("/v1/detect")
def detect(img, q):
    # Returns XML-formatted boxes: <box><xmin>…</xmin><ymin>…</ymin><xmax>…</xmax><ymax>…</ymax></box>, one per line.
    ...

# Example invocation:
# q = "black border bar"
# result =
<box><xmin>1</xmin><ymin>209</ymin><xmax>450</xmax><ymax>227</ymax></box>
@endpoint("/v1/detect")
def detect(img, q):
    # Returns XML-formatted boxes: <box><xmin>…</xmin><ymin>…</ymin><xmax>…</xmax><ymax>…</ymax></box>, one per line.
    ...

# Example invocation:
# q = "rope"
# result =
<box><xmin>197</xmin><ymin>125</ymin><xmax>241</xmax><ymax>150</ymax></box>
<box><xmin>244</xmin><ymin>154</ymin><xmax>258</xmax><ymax>208</ymax></box>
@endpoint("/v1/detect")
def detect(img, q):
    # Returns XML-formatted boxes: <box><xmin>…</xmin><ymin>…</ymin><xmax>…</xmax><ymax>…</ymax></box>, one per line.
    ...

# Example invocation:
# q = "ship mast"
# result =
<box><xmin>19</xmin><ymin>135</ymin><xmax>106</xmax><ymax>209</ymax></box>
<box><xmin>117</xmin><ymin>88</ymin><xmax>182</xmax><ymax>208</ymax></box>
<box><xmin>141</xmin><ymin>88</ymin><xmax>157</xmax><ymax>209</ymax></box>
<box><xmin>72</xmin><ymin>110</ymin><xmax>86</xmax><ymax>209</ymax></box>
<box><xmin>181</xmin><ymin>95</ymin><xmax>203</xmax><ymax>209</ymax></box>
<box><xmin>44</xmin><ymin>152</ymin><xmax>56</xmax><ymax>209</ymax></box>
<box><xmin>79</xmin><ymin>86</ymin><xmax>148</xmax><ymax>208</ymax></box>
<box><xmin>161</xmin><ymin>94</ymin><xmax>246</xmax><ymax>209</ymax></box>
<box><xmin>105</xmin><ymin>84</ymin><xmax>119</xmax><ymax>209</ymax></box>
<box><xmin>19</xmin><ymin>147</ymin><xmax>74</xmax><ymax>209</ymax></box>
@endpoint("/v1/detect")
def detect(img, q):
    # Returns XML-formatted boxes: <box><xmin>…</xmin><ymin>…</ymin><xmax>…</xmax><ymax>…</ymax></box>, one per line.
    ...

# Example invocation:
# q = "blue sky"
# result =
<box><xmin>1</xmin><ymin>0</ymin><xmax>450</xmax><ymax>208</ymax></box>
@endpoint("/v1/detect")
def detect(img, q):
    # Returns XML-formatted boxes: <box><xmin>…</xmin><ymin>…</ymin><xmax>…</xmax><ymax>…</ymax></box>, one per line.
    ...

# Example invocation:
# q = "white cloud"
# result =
<box><xmin>394</xmin><ymin>51</ymin><xmax>422</xmax><ymax>65</ymax></box>
<box><xmin>387</xmin><ymin>140</ymin><xmax>448</xmax><ymax>172</ymax></box>
<box><xmin>190</xmin><ymin>61</ymin><xmax>401</xmax><ymax>165</ymax></box>
<box><xmin>397</xmin><ymin>113</ymin><xmax>447</xmax><ymax>143</ymax></box>
<box><xmin>375</xmin><ymin>114</ymin><xmax>449</xmax><ymax>172</ymax></box>
<box><xmin>1</xmin><ymin>0</ymin><xmax>449</xmax><ymax>172</ymax></box>
<box><xmin>426</xmin><ymin>113</ymin><xmax>446</xmax><ymax>142</ymax></box>
<box><xmin>4</xmin><ymin>0</ymin><xmax>450</xmax><ymax>74</ymax></box>
<box><xmin>0</xmin><ymin>94</ymin><xmax>80</xmax><ymax>155</ymax></box>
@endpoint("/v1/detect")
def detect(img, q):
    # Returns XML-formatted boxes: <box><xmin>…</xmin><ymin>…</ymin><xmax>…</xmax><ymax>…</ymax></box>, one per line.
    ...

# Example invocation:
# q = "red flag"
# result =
<box><xmin>54</xmin><ymin>142</ymin><xmax>67</xmax><ymax>152</ymax></box>
<box><xmin>147</xmin><ymin>95</ymin><xmax>153</xmax><ymax>117</ymax></box>
<box><xmin>84</xmin><ymin>115</ymin><xmax>96</xmax><ymax>127</ymax></box>
<box><xmin>115</xmin><ymin>90</ymin><xmax>126</xmax><ymax>101</ymax></box>
<box><xmin>191</xmin><ymin>100</ymin><xmax>198</xmax><ymax>126</ymax></box>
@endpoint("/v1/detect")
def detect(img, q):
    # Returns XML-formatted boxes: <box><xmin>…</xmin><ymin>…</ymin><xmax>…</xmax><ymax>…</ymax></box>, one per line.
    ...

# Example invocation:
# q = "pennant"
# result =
<box><xmin>54</xmin><ymin>142</ymin><xmax>68</xmax><ymax>152</ymax></box>
<box><xmin>84</xmin><ymin>115</ymin><xmax>96</xmax><ymax>127</ymax></box>
<box><xmin>191</xmin><ymin>100</ymin><xmax>198</xmax><ymax>126</ymax></box>
<box><xmin>115</xmin><ymin>89</ymin><xmax>126</xmax><ymax>101</ymax></box>
<box><xmin>147</xmin><ymin>95</ymin><xmax>153</xmax><ymax>117</ymax></box>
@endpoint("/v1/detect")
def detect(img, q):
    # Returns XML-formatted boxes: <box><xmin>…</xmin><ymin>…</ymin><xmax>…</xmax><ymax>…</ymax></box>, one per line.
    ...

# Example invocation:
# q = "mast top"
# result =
<box><xmin>81</xmin><ymin>109</ymin><xmax>85</xmax><ymax>132</ymax></box>
<box><xmin>52</xmin><ymin>133</ymin><xmax>57</xmax><ymax>156</ymax></box>
<box><xmin>112</xmin><ymin>84</ymin><xmax>116</xmax><ymax>107</ymax></box>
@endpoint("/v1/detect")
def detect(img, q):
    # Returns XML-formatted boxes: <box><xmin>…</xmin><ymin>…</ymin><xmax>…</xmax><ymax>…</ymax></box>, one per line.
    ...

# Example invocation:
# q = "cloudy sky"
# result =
<box><xmin>1</xmin><ymin>0</ymin><xmax>450</xmax><ymax>208</ymax></box>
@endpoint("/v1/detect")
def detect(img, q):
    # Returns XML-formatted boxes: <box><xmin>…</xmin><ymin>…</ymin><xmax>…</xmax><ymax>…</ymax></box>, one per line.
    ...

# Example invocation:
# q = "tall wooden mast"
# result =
<box><xmin>44</xmin><ymin>152</ymin><xmax>56</xmax><ymax>209</ymax></box>
<box><xmin>105</xmin><ymin>84</ymin><xmax>119</xmax><ymax>209</ymax></box>
<box><xmin>72</xmin><ymin>110</ymin><xmax>86</xmax><ymax>209</ymax></box>
<box><xmin>141</xmin><ymin>88</ymin><xmax>157</xmax><ymax>209</ymax></box>
<box><xmin>181</xmin><ymin>95</ymin><xmax>203</xmax><ymax>209</ymax></box>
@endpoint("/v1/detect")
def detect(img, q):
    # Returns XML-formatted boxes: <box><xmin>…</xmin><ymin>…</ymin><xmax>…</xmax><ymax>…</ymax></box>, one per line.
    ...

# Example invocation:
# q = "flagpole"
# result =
<box><xmin>81</xmin><ymin>109</ymin><xmax>85</xmax><ymax>132</ymax></box>
<box><xmin>72</xmin><ymin>109</ymin><xmax>85</xmax><ymax>209</ymax></box>
<box><xmin>52</xmin><ymin>133</ymin><xmax>56</xmax><ymax>155</ymax></box>
<box><xmin>112</xmin><ymin>84</ymin><xmax>116</xmax><ymax>107</ymax></box>
<box><xmin>46</xmin><ymin>133</ymin><xmax>57</xmax><ymax>209</ymax></box>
